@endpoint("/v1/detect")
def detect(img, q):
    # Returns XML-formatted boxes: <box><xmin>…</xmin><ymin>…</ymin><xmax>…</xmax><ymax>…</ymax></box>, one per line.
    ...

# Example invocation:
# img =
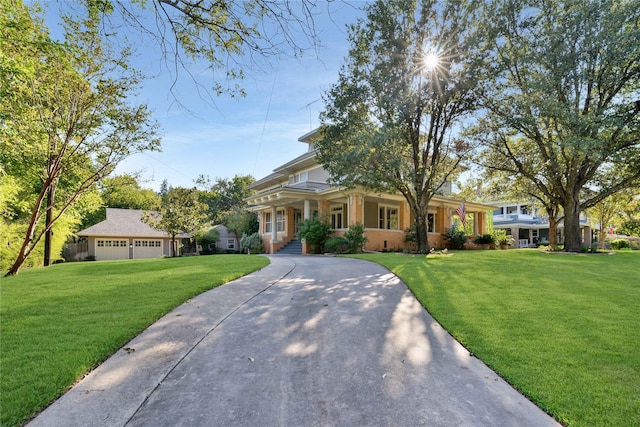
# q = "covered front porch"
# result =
<box><xmin>247</xmin><ymin>187</ymin><xmax>493</xmax><ymax>254</ymax></box>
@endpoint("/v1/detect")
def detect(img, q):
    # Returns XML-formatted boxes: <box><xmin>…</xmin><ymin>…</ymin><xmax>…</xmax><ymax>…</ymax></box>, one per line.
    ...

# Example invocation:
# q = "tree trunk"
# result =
<box><xmin>412</xmin><ymin>201</ymin><xmax>430</xmax><ymax>253</ymax></box>
<box><xmin>43</xmin><ymin>182</ymin><xmax>56</xmax><ymax>266</ymax></box>
<box><xmin>171</xmin><ymin>236</ymin><xmax>177</xmax><ymax>257</ymax></box>
<box><xmin>548</xmin><ymin>216</ymin><xmax>558</xmax><ymax>247</ymax></box>
<box><xmin>598</xmin><ymin>219</ymin><xmax>607</xmax><ymax>249</ymax></box>
<box><xmin>562</xmin><ymin>196</ymin><xmax>583</xmax><ymax>252</ymax></box>
<box><xmin>5</xmin><ymin>179</ymin><xmax>51</xmax><ymax>276</ymax></box>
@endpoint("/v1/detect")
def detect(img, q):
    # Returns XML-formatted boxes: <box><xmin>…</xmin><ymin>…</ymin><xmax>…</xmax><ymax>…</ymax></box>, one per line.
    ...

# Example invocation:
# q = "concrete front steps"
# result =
<box><xmin>276</xmin><ymin>239</ymin><xmax>302</xmax><ymax>255</ymax></box>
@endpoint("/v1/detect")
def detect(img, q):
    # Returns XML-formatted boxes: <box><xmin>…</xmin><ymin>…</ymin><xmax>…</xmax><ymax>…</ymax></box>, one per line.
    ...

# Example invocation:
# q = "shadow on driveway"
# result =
<box><xmin>30</xmin><ymin>256</ymin><xmax>559</xmax><ymax>427</ymax></box>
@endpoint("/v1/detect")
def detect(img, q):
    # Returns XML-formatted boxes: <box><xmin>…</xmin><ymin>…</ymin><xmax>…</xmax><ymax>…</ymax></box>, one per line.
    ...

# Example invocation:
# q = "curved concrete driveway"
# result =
<box><xmin>30</xmin><ymin>256</ymin><xmax>559</xmax><ymax>427</ymax></box>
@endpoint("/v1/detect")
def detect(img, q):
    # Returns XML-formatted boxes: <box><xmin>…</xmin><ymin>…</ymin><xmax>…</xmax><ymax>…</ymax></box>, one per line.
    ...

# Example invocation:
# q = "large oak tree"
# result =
<box><xmin>316</xmin><ymin>0</ymin><xmax>482</xmax><ymax>253</ymax></box>
<box><xmin>473</xmin><ymin>0</ymin><xmax>640</xmax><ymax>252</ymax></box>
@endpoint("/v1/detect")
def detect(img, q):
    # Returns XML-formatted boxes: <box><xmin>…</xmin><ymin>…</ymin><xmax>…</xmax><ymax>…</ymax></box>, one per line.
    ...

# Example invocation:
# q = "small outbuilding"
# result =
<box><xmin>77</xmin><ymin>208</ymin><xmax>175</xmax><ymax>260</ymax></box>
<box><xmin>211</xmin><ymin>224</ymin><xmax>239</xmax><ymax>252</ymax></box>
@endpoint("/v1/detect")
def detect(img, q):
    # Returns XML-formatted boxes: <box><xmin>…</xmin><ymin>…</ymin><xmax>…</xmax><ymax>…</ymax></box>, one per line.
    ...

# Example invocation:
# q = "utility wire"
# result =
<box><xmin>252</xmin><ymin>60</ymin><xmax>280</xmax><ymax>176</ymax></box>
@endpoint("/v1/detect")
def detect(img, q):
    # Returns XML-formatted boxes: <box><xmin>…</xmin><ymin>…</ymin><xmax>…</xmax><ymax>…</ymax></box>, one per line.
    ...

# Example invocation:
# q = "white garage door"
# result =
<box><xmin>133</xmin><ymin>240</ymin><xmax>163</xmax><ymax>259</ymax></box>
<box><xmin>96</xmin><ymin>239</ymin><xmax>129</xmax><ymax>260</ymax></box>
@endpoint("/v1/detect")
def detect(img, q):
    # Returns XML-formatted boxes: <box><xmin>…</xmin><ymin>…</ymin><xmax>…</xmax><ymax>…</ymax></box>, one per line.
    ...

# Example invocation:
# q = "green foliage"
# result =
<box><xmin>343</xmin><ymin>222</ymin><xmax>368</xmax><ymax>253</ymax></box>
<box><xmin>610</xmin><ymin>239</ymin><xmax>630</xmax><ymax>250</ymax></box>
<box><xmin>195</xmin><ymin>227</ymin><xmax>220</xmax><ymax>251</ymax></box>
<box><xmin>297</xmin><ymin>217</ymin><xmax>333</xmax><ymax>254</ymax></box>
<box><xmin>404</xmin><ymin>225</ymin><xmax>418</xmax><ymax>252</ymax></box>
<box><xmin>1</xmin><ymin>2</ymin><xmax>160</xmax><ymax>275</ymax></box>
<box><xmin>240</xmin><ymin>232</ymin><xmax>264</xmax><ymax>254</ymax></box>
<box><xmin>443</xmin><ymin>225</ymin><xmax>468</xmax><ymax>250</ymax></box>
<box><xmin>144</xmin><ymin>187</ymin><xmax>209</xmax><ymax>257</ymax></box>
<box><xmin>81</xmin><ymin>174</ymin><xmax>161</xmax><ymax>228</ymax></box>
<box><xmin>101</xmin><ymin>175</ymin><xmax>160</xmax><ymax>210</ymax></box>
<box><xmin>492</xmin><ymin>228</ymin><xmax>515</xmax><ymax>246</ymax></box>
<box><xmin>316</xmin><ymin>0</ymin><xmax>482</xmax><ymax>253</ymax></box>
<box><xmin>474</xmin><ymin>0</ymin><xmax>640</xmax><ymax>252</ymax></box>
<box><xmin>325</xmin><ymin>236</ymin><xmax>349</xmax><ymax>254</ymax></box>
<box><xmin>474</xmin><ymin>233</ymin><xmax>495</xmax><ymax>245</ymax></box>
<box><xmin>619</xmin><ymin>220</ymin><xmax>640</xmax><ymax>237</ymax></box>
<box><xmin>1</xmin><ymin>255</ymin><xmax>269</xmax><ymax>426</ymax></box>
<box><xmin>225</xmin><ymin>210</ymin><xmax>259</xmax><ymax>237</ymax></box>
<box><xmin>196</xmin><ymin>175</ymin><xmax>257</xmax><ymax>236</ymax></box>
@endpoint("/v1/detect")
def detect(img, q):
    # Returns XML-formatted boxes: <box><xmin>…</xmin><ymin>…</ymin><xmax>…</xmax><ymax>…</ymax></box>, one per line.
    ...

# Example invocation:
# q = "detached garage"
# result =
<box><xmin>77</xmin><ymin>208</ymin><xmax>175</xmax><ymax>261</ymax></box>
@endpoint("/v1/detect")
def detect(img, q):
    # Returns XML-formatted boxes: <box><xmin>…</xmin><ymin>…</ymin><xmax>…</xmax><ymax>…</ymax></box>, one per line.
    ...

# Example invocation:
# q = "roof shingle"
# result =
<box><xmin>77</xmin><ymin>208</ymin><xmax>169</xmax><ymax>238</ymax></box>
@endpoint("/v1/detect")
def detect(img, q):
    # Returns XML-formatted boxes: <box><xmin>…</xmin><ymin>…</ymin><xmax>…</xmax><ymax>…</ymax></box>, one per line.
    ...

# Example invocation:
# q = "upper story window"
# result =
<box><xmin>379</xmin><ymin>204</ymin><xmax>399</xmax><ymax>230</ymax></box>
<box><xmin>289</xmin><ymin>171</ymin><xmax>308</xmax><ymax>184</ymax></box>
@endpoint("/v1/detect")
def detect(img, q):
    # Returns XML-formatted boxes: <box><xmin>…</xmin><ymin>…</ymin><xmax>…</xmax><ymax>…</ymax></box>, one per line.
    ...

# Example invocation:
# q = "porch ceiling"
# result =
<box><xmin>246</xmin><ymin>189</ymin><xmax>318</xmax><ymax>206</ymax></box>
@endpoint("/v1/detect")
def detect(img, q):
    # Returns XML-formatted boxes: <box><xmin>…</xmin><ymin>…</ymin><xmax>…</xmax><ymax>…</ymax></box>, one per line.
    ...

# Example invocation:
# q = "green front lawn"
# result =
<box><xmin>351</xmin><ymin>250</ymin><xmax>640</xmax><ymax>427</ymax></box>
<box><xmin>3</xmin><ymin>251</ymin><xmax>638</xmax><ymax>427</ymax></box>
<box><xmin>0</xmin><ymin>255</ymin><xmax>269</xmax><ymax>427</ymax></box>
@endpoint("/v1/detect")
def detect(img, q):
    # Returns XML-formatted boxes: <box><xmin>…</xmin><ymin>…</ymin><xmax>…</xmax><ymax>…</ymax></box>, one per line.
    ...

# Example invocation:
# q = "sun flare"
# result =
<box><xmin>423</xmin><ymin>52</ymin><xmax>440</xmax><ymax>71</ymax></box>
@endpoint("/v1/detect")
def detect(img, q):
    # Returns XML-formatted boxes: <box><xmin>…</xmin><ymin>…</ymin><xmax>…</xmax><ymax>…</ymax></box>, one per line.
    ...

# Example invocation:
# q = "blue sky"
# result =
<box><xmin>43</xmin><ymin>1</ymin><xmax>370</xmax><ymax>191</ymax></box>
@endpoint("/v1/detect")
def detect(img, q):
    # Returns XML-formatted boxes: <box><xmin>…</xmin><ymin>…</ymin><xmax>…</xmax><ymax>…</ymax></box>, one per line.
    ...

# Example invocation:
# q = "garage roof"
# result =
<box><xmin>77</xmin><ymin>208</ymin><xmax>170</xmax><ymax>238</ymax></box>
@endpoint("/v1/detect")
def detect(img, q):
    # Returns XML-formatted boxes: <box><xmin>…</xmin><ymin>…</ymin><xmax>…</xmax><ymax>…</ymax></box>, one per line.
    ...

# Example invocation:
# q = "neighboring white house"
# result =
<box><xmin>211</xmin><ymin>224</ymin><xmax>239</xmax><ymax>252</ymax></box>
<box><xmin>246</xmin><ymin>129</ymin><xmax>497</xmax><ymax>254</ymax></box>
<box><xmin>490</xmin><ymin>202</ymin><xmax>593</xmax><ymax>248</ymax></box>
<box><xmin>77</xmin><ymin>208</ymin><xmax>178</xmax><ymax>260</ymax></box>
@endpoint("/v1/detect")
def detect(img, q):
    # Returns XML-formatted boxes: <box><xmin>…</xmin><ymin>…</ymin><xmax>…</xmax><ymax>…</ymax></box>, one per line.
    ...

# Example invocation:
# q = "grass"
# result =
<box><xmin>350</xmin><ymin>250</ymin><xmax>640</xmax><ymax>427</ymax></box>
<box><xmin>0</xmin><ymin>255</ymin><xmax>269</xmax><ymax>427</ymax></box>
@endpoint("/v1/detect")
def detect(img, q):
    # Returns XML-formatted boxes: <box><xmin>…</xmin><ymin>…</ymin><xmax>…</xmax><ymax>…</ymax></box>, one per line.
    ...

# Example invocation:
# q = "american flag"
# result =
<box><xmin>456</xmin><ymin>203</ymin><xmax>466</xmax><ymax>227</ymax></box>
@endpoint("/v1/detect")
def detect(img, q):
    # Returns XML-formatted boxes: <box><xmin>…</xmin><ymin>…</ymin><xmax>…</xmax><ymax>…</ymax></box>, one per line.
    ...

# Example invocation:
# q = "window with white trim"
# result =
<box><xmin>265</xmin><ymin>210</ymin><xmax>285</xmax><ymax>233</ymax></box>
<box><xmin>276</xmin><ymin>210</ymin><xmax>285</xmax><ymax>232</ymax></box>
<box><xmin>265</xmin><ymin>212</ymin><xmax>272</xmax><ymax>233</ymax></box>
<box><xmin>379</xmin><ymin>205</ymin><xmax>399</xmax><ymax>230</ymax></box>
<box><xmin>428</xmin><ymin>213</ymin><xmax>436</xmax><ymax>233</ymax></box>
<box><xmin>290</xmin><ymin>171</ymin><xmax>308</xmax><ymax>184</ymax></box>
<box><xmin>227</xmin><ymin>239</ymin><xmax>235</xmax><ymax>249</ymax></box>
<box><xmin>331</xmin><ymin>205</ymin><xmax>344</xmax><ymax>229</ymax></box>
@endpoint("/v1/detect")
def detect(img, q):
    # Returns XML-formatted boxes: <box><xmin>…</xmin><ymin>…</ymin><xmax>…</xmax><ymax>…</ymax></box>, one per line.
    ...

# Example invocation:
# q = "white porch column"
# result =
<box><xmin>512</xmin><ymin>227</ymin><xmax>521</xmax><ymax>247</ymax></box>
<box><xmin>303</xmin><ymin>199</ymin><xmax>310</xmax><ymax>220</ymax></box>
<box><xmin>474</xmin><ymin>212</ymin><xmax>479</xmax><ymax>235</ymax></box>
<box><xmin>271</xmin><ymin>205</ymin><xmax>278</xmax><ymax>242</ymax></box>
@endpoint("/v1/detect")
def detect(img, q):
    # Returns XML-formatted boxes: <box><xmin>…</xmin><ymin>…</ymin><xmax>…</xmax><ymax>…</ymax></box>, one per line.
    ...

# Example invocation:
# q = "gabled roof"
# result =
<box><xmin>211</xmin><ymin>224</ymin><xmax>237</xmax><ymax>237</ymax></box>
<box><xmin>77</xmin><ymin>208</ymin><xmax>169</xmax><ymax>238</ymax></box>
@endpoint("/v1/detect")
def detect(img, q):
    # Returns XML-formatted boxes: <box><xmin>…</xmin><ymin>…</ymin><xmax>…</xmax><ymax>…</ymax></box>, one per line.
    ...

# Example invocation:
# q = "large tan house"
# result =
<box><xmin>246</xmin><ymin>130</ymin><xmax>496</xmax><ymax>254</ymax></box>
